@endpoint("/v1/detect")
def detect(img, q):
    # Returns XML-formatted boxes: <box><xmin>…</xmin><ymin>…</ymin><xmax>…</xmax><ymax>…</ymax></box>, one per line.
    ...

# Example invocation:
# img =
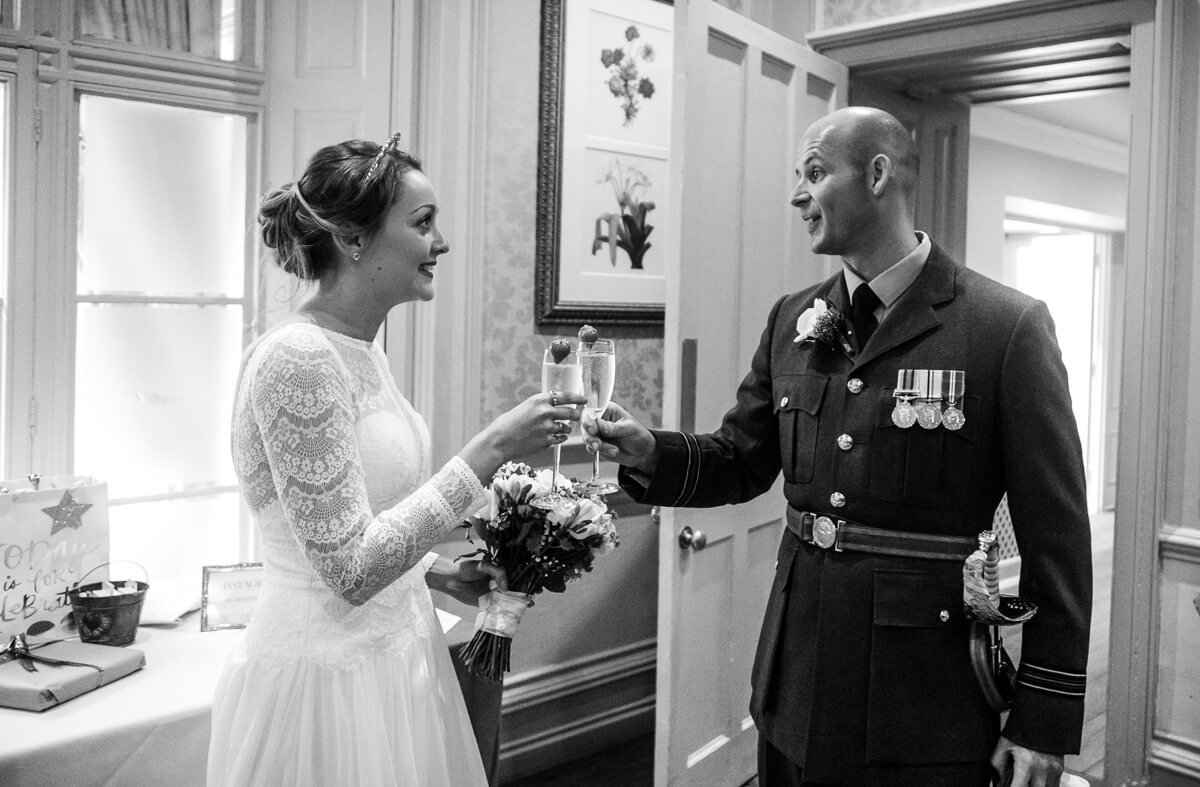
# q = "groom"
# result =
<box><xmin>583</xmin><ymin>106</ymin><xmax>1092</xmax><ymax>785</ymax></box>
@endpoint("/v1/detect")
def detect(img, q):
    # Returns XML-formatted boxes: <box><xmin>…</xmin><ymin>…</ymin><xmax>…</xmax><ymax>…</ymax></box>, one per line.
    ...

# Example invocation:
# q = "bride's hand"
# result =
<box><xmin>426</xmin><ymin>554</ymin><xmax>507</xmax><ymax>607</ymax></box>
<box><xmin>459</xmin><ymin>390</ymin><xmax>588</xmax><ymax>481</ymax></box>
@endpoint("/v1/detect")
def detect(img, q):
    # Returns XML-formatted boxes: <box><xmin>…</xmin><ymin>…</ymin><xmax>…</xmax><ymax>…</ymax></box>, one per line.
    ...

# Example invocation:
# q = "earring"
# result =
<box><xmin>352</xmin><ymin>251</ymin><xmax>361</xmax><ymax>261</ymax></box>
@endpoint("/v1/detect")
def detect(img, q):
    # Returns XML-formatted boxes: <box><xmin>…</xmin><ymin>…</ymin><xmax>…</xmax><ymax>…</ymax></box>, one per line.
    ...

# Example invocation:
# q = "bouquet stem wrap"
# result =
<box><xmin>460</xmin><ymin>589</ymin><xmax>534</xmax><ymax>682</ymax></box>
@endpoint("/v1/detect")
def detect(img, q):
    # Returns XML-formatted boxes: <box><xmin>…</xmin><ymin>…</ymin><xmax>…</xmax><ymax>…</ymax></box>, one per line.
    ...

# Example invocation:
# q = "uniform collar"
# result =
<box><xmin>842</xmin><ymin>231</ymin><xmax>931</xmax><ymax>309</ymax></box>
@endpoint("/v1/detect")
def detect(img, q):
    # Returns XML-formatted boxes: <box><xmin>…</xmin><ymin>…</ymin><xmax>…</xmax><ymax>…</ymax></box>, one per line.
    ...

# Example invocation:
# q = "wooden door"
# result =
<box><xmin>655</xmin><ymin>3</ymin><xmax>846</xmax><ymax>784</ymax></box>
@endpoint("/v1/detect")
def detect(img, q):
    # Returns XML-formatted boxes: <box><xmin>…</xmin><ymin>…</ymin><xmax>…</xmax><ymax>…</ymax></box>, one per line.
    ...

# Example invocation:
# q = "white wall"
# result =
<box><xmin>966</xmin><ymin>109</ymin><xmax>1128</xmax><ymax>281</ymax></box>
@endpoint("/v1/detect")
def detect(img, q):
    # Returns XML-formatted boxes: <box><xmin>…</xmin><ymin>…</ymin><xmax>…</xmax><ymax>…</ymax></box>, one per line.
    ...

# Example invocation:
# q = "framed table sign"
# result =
<box><xmin>201</xmin><ymin>563</ymin><xmax>264</xmax><ymax>631</ymax></box>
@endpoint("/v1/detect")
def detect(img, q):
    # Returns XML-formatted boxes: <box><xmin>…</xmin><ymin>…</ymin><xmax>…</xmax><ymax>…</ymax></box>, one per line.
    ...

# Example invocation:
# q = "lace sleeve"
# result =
<box><xmin>248</xmin><ymin>331</ymin><xmax>485</xmax><ymax>605</ymax></box>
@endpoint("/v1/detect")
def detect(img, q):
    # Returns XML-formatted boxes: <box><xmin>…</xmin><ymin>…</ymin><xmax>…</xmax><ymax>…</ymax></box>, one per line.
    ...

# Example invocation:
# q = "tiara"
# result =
<box><xmin>366</xmin><ymin>131</ymin><xmax>404</xmax><ymax>179</ymax></box>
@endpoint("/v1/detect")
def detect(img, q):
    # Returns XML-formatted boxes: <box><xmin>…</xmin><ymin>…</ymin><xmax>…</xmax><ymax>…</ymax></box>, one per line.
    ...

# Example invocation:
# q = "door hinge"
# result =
<box><xmin>33</xmin><ymin>106</ymin><xmax>41</xmax><ymax>146</ymax></box>
<box><xmin>28</xmin><ymin>396</ymin><xmax>37</xmax><ymax>434</ymax></box>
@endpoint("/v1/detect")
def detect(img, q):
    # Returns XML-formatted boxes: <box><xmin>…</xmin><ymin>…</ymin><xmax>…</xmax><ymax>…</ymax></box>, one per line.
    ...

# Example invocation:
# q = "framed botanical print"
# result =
<box><xmin>535</xmin><ymin>0</ymin><xmax>673</xmax><ymax>326</ymax></box>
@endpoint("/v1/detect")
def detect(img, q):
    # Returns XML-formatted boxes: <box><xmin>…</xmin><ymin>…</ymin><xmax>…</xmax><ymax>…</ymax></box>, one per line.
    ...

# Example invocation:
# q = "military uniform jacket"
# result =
<box><xmin>620</xmin><ymin>243</ymin><xmax>1092</xmax><ymax>781</ymax></box>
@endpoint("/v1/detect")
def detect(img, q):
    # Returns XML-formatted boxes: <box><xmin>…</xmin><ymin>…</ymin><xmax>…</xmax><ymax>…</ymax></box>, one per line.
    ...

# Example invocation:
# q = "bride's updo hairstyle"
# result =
<box><xmin>258</xmin><ymin>132</ymin><xmax>422</xmax><ymax>281</ymax></box>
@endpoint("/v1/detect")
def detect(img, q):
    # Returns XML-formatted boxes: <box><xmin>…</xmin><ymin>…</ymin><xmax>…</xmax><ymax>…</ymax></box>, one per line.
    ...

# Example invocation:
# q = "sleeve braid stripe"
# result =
<box><xmin>672</xmin><ymin>432</ymin><xmax>701</xmax><ymax>507</ymax></box>
<box><xmin>1017</xmin><ymin>661</ymin><xmax>1087</xmax><ymax>697</ymax></box>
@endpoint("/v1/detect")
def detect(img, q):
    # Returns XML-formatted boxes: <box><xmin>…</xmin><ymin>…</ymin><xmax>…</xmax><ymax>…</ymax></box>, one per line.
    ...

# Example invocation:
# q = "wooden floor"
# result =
<box><xmin>506</xmin><ymin>511</ymin><xmax>1116</xmax><ymax>786</ymax></box>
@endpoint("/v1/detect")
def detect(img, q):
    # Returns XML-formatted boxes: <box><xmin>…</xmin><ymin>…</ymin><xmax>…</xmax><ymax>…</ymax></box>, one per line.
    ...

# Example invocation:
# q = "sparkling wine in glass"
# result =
<box><xmin>531</xmin><ymin>344</ymin><xmax>582</xmax><ymax>510</ymax></box>
<box><xmin>581</xmin><ymin>339</ymin><xmax>619</xmax><ymax>495</ymax></box>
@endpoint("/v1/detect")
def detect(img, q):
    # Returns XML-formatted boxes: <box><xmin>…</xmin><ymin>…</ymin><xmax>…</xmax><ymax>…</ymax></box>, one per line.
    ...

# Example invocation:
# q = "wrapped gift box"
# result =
<box><xmin>0</xmin><ymin>639</ymin><xmax>145</xmax><ymax>712</ymax></box>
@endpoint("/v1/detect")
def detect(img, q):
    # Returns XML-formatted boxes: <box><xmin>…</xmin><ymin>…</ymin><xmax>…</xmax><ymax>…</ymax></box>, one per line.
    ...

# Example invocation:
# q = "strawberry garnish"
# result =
<box><xmin>550</xmin><ymin>339</ymin><xmax>572</xmax><ymax>363</ymax></box>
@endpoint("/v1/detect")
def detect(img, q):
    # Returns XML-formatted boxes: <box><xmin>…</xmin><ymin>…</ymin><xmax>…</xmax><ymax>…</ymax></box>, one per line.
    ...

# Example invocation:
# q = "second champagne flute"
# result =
<box><xmin>581</xmin><ymin>339</ymin><xmax>619</xmax><ymax>495</ymax></box>
<box><xmin>531</xmin><ymin>343</ymin><xmax>582</xmax><ymax>510</ymax></box>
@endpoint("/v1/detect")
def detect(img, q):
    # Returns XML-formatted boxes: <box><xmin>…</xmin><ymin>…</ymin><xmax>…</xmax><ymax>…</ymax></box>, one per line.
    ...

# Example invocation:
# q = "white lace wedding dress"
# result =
<box><xmin>207</xmin><ymin>322</ymin><xmax>489</xmax><ymax>787</ymax></box>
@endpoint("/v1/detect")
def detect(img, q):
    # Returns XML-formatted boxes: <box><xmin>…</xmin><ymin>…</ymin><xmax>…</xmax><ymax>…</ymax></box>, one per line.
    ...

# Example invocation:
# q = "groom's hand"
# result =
<box><xmin>581</xmin><ymin>401</ymin><xmax>658</xmax><ymax>475</ymax></box>
<box><xmin>990</xmin><ymin>736</ymin><xmax>1066</xmax><ymax>786</ymax></box>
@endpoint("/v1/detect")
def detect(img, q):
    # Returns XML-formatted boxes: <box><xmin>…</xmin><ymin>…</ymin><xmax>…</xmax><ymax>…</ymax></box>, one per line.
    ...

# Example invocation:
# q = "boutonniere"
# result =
<box><xmin>793</xmin><ymin>298</ymin><xmax>853</xmax><ymax>356</ymax></box>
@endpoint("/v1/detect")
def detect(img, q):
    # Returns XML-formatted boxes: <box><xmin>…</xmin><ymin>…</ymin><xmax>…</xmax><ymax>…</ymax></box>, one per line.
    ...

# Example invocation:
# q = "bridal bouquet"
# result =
<box><xmin>460</xmin><ymin>462</ymin><xmax>619</xmax><ymax>681</ymax></box>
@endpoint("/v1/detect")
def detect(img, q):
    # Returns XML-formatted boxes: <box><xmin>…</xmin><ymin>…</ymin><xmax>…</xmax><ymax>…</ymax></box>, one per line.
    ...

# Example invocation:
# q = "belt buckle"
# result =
<box><xmin>812</xmin><ymin>516</ymin><xmax>839</xmax><ymax>550</ymax></box>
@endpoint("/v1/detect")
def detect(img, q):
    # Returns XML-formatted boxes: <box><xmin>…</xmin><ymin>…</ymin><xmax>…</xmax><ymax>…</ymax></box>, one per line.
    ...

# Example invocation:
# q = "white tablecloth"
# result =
<box><xmin>0</xmin><ymin>617</ymin><xmax>241</xmax><ymax>787</ymax></box>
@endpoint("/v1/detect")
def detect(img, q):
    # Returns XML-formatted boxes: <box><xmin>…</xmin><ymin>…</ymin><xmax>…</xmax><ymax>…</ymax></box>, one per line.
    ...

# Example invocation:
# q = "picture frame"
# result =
<box><xmin>200</xmin><ymin>562</ymin><xmax>264</xmax><ymax>632</ymax></box>
<box><xmin>535</xmin><ymin>0</ymin><xmax>674</xmax><ymax>326</ymax></box>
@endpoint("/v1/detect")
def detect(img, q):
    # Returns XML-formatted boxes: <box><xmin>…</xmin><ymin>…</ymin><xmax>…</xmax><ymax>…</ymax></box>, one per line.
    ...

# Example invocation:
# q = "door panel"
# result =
<box><xmin>657</xmin><ymin>2</ymin><xmax>847</xmax><ymax>784</ymax></box>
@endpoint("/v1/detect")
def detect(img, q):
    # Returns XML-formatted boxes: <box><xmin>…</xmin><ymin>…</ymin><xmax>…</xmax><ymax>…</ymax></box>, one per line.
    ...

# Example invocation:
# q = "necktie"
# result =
<box><xmin>851</xmin><ymin>285</ymin><xmax>881</xmax><ymax>350</ymax></box>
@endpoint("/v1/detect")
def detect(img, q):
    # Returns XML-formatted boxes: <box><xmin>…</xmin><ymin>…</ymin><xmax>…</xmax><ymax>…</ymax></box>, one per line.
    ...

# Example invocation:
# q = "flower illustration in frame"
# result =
<box><xmin>600</xmin><ymin>25</ymin><xmax>657</xmax><ymax>126</ymax></box>
<box><xmin>592</xmin><ymin>158</ymin><xmax>655</xmax><ymax>270</ymax></box>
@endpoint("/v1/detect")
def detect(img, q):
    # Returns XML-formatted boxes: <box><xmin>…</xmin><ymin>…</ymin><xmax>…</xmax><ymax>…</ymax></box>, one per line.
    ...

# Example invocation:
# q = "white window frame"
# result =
<box><xmin>2</xmin><ymin>4</ymin><xmax>266</xmax><ymax>563</ymax></box>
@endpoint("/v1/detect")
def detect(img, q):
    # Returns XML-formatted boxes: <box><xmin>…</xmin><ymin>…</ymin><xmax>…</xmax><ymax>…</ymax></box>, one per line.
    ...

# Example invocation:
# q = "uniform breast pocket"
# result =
<box><xmin>866</xmin><ymin>569</ymin><xmax>994</xmax><ymax>765</ymax></box>
<box><xmin>869</xmin><ymin>392</ymin><xmax>980</xmax><ymax>506</ymax></box>
<box><xmin>774</xmin><ymin>374</ymin><xmax>827</xmax><ymax>484</ymax></box>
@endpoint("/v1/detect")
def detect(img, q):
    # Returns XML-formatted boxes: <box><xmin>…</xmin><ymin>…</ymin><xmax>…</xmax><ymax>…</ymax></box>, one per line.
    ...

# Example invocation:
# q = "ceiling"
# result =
<box><xmin>854</xmin><ymin>34</ymin><xmax>1133</xmax><ymax>147</ymax></box>
<box><xmin>996</xmin><ymin>87</ymin><xmax>1130</xmax><ymax>146</ymax></box>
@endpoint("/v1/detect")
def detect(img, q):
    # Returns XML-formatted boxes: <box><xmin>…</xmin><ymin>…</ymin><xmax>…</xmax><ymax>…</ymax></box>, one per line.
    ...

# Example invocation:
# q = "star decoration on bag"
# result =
<box><xmin>42</xmin><ymin>489</ymin><xmax>93</xmax><ymax>536</ymax></box>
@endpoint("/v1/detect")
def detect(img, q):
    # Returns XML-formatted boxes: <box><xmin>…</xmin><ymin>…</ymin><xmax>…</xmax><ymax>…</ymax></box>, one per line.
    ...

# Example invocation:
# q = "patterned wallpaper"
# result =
<box><xmin>479</xmin><ymin>2</ymin><xmax>663</xmax><ymax>429</ymax></box>
<box><xmin>821</xmin><ymin>0</ymin><xmax>976</xmax><ymax>28</ymax></box>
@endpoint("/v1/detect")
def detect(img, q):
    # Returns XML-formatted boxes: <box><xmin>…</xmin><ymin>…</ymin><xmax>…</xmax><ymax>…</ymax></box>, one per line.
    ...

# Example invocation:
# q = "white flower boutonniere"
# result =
<box><xmin>794</xmin><ymin>298</ymin><xmax>853</xmax><ymax>356</ymax></box>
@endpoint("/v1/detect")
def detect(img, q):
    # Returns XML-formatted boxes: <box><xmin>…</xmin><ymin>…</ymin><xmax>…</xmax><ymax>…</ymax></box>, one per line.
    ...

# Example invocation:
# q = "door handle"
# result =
<box><xmin>678</xmin><ymin>526</ymin><xmax>707</xmax><ymax>551</ymax></box>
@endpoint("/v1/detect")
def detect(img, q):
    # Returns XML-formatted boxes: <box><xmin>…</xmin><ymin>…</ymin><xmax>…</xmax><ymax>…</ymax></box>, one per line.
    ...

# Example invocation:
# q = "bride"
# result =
<box><xmin>207</xmin><ymin>133</ymin><xmax>585</xmax><ymax>786</ymax></box>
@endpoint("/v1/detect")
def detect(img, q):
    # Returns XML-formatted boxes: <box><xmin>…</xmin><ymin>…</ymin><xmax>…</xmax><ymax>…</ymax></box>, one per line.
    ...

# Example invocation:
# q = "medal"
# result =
<box><xmin>917</xmin><ymin>399</ymin><xmax>942</xmax><ymax>429</ymax></box>
<box><xmin>892</xmin><ymin>395</ymin><xmax>917</xmax><ymax>428</ymax></box>
<box><xmin>941</xmin><ymin>370</ymin><xmax>966</xmax><ymax>431</ymax></box>
<box><xmin>916</xmin><ymin>370</ymin><xmax>942</xmax><ymax>429</ymax></box>
<box><xmin>891</xmin><ymin>370</ymin><xmax>918</xmax><ymax>428</ymax></box>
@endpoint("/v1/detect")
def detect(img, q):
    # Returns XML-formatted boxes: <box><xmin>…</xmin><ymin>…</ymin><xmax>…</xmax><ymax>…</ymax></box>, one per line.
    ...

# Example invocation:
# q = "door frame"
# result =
<box><xmin>810</xmin><ymin>0</ymin><xmax>1190</xmax><ymax>782</ymax></box>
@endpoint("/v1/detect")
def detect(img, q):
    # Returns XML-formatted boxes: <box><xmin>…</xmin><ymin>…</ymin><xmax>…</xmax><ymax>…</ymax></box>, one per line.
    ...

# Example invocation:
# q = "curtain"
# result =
<box><xmin>80</xmin><ymin>0</ymin><xmax>223</xmax><ymax>59</ymax></box>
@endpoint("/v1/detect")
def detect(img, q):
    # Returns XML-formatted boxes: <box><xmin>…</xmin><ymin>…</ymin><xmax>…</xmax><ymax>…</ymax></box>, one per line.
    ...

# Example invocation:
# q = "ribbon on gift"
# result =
<box><xmin>474</xmin><ymin>590</ymin><xmax>534</xmax><ymax>639</ymax></box>
<box><xmin>0</xmin><ymin>634</ymin><xmax>106</xmax><ymax>681</ymax></box>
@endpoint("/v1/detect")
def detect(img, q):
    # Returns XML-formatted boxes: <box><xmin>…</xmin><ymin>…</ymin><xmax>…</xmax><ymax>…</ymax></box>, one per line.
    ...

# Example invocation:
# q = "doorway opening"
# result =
<box><xmin>844</xmin><ymin>28</ymin><xmax>1132</xmax><ymax>780</ymax></box>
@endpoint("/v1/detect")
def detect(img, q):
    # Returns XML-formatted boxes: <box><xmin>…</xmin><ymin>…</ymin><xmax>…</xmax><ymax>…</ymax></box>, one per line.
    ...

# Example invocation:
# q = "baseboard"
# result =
<box><xmin>1150</xmin><ymin>733</ymin><xmax>1200</xmax><ymax>786</ymax></box>
<box><xmin>498</xmin><ymin>638</ymin><xmax>656</xmax><ymax>782</ymax></box>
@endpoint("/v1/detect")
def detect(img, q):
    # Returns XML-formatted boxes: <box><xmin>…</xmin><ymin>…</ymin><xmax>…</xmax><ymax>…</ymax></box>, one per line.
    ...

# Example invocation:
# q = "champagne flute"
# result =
<box><xmin>531</xmin><ymin>344</ymin><xmax>582</xmax><ymax>510</ymax></box>
<box><xmin>580</xmin><ymin>339</ymin><xmax>619</xmax><ymax>495</ymax></box>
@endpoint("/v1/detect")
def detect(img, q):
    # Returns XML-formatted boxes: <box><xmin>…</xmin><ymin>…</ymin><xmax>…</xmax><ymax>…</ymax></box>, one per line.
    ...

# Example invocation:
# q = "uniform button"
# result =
<box><xmin>837</xmin><ymin>434</ymin><xmax>854</xmax><ymax>451</ymax></box>
<box><xmin>830</xmin><ymin>492</ymin><xmax>846</xmax><ymax>508</ymax></box>
<box><xmin>780</xmin><ymin>396</ymin><xmax>789</xmax><ymax>408</ymax></box>
<box><xmin>939</xmin><ymin>610</ymin><xmax>951</xmax><ymax>623</ymax></box>
<box><xmin>847</xmin><ymin>378</ymin><xmax>864</xmax><ymax>394</ymax></box>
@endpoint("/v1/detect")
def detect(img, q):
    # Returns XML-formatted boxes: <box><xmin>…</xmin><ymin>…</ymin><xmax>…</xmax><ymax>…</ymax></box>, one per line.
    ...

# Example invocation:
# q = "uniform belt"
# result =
<box><xmin>784</xmin><ymin>506</ymin><xmax>976</xmax><ymax>562</ymax></box>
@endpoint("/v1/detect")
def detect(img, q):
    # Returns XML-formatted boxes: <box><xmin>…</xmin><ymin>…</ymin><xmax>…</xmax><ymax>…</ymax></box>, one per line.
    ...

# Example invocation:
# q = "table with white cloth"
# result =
<box><xmin>0</xmin><ymin>603</ymin><xmax>491</xmax><ymax>787</ymax></box>
<box><xmin>0</xmin><ymin>616</ymin><xmax>241</xmax><ymax>787</ymax></box>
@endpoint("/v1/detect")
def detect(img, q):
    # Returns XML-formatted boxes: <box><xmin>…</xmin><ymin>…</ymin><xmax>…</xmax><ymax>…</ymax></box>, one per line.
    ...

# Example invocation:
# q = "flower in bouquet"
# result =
<box><xmin>460</xmin><ymin>462</ymin><xmax>619</xmax><ymax>681</ymax></box>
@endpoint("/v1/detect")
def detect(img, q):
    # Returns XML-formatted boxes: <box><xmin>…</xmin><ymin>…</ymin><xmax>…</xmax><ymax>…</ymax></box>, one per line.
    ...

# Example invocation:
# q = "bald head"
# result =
<box><xmin>804</xmin><ymin>106</ymin><xmax>919</xmax><ymax>199</ymax></box>
<box><xmin>791</xmin><ymin>106</ymin><xmax>922</xmax><ymax>273</ymax></box>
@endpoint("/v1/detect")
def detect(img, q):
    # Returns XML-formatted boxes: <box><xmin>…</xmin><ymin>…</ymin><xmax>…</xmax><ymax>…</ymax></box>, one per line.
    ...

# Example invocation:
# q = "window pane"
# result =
<box><xmin>78</xmin><ymin>95</ymin><xmax>247</xmax><ymax>296</ymax></box>
<box><xmin>79</xmin><ymin>0</ymin><xmax>243</xmax><ymax>63</ymax></box>
<box><xmin>109</xmin><ymin>492</ymin><xmax>243</xmax><ymax>621</ymax></box>
<box><xmin>74</xmin><ymin>303</ymin><xmax>242</xmax><ymax>500</ymax></box>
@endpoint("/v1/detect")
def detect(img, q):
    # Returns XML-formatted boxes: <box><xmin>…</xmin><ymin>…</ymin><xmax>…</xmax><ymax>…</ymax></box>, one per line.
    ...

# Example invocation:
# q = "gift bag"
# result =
<box><xmin>0</xmin><ymin>476</ymin><xmax>109</xmax><ymax>641</ymax></box>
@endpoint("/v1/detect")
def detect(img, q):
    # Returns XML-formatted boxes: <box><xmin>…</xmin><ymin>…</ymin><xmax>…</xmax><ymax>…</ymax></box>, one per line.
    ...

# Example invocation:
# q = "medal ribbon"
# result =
<box><xmin>943</xmin><ymin>370</ymin><xmax>965</xmax><ymax>405</ymax></box>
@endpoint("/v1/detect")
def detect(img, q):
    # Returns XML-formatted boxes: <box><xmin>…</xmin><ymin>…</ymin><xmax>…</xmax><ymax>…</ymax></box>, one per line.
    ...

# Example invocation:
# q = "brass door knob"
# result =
<box><xmin>678</xmin><ymin>526</ymin><xmax>707</xmax><ymax>551</ymax></box>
